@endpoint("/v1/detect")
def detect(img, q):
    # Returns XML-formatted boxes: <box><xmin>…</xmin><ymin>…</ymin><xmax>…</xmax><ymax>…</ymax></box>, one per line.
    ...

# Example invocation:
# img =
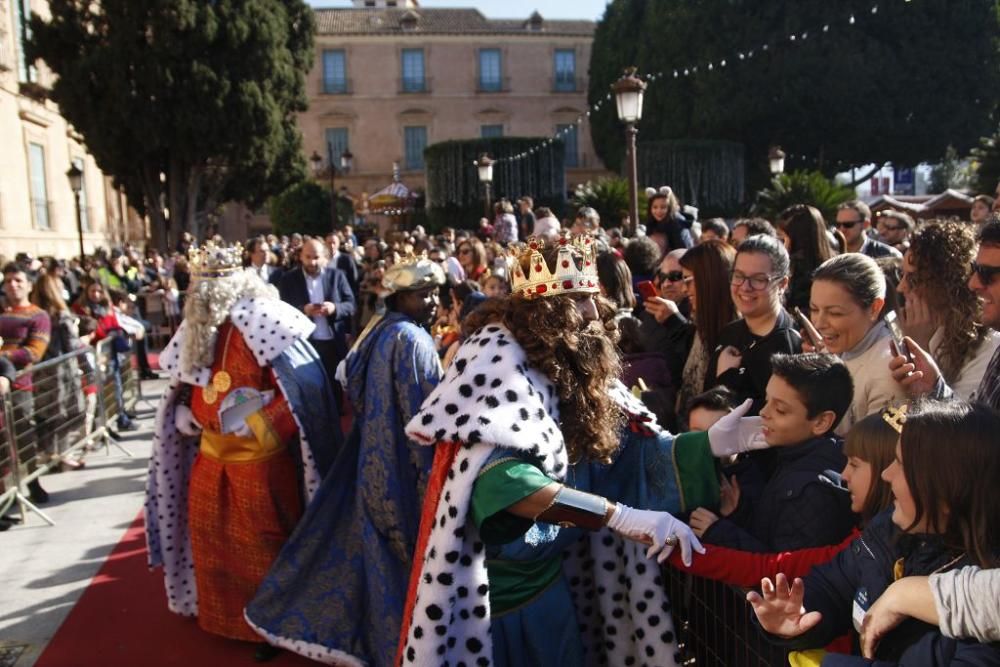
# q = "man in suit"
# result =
<box><xmin>278</xmin><ymin>239</ymin><xmax>356</xmax><ymax>406</ymax></box>
<box><xmin>246</xmin><ymin>236</ymin><xmax>280</xmax><ymax>285</ymax></box>
<box><xmin>325</xmin><ymin>232</ymin><xmax>359</xmax><ymax>300</ymax></box>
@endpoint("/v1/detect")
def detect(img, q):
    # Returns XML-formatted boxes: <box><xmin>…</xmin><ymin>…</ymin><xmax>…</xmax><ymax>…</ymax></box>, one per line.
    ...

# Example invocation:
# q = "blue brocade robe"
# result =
<box><xmin>245</xmin><ymin>311</ymin><xmax>443</xmax><ymax>666</ymax></box>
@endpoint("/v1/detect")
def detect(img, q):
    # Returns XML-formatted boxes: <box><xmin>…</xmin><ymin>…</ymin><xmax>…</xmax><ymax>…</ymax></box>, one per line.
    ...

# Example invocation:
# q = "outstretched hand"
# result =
<box><xmin>747</xmin><ymin>573</ymin><xmax>823</xmax><ymax>639</ymax></box>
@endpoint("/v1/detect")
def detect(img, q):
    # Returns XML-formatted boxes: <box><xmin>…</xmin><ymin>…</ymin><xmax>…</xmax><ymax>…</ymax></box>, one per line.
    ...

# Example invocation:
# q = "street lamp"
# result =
<box><xmin>475</xmin><ymin>153</ymin><xmax>495</xmax><ymax>218</ymax></box>
<box><xmin>66</xmin><ymin>164</ymin><xmax>85</xmax><ymax>261</ymax></box>
<box><xmin>612</xmin><ymin>67</ymin><xmax>646</xmax><ymax>237</ymax></box>
<box><xmin>310</xmin><ymin>146</ymin><xmax>353</xmax><ymax>230</ymax></box>
<box><xmin>768</xmin><ymin>146</ymin><xmax>786</xmax><ymax>176</ymax></box>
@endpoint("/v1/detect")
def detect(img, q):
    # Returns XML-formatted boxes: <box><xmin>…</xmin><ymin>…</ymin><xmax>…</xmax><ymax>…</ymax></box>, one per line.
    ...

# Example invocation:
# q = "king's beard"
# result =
<box><xmin>179</xmin><ymin>272</ymin><xmax>277</xmax><ymax>374</ymax></box>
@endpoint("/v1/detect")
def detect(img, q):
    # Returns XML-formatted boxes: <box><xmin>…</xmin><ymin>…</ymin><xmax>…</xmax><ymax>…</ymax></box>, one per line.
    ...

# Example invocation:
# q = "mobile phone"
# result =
<box><xmin>792</xmin><ymin>307</ymin><xmax>822</xmax><ymax>349</ymax></box>
<box><xmin>637</xmin><ymin>280</ymin><xmax>658</xmax><ymax>300</ymax></box>
<box><xmin>884</xmin><ymin>311</ymin><xmax>912</xmax><ymax>362</ymax></box>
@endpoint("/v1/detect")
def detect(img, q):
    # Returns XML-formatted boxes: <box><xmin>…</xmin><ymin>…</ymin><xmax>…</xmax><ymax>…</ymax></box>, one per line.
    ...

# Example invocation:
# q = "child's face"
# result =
<box><xmin>759</xmin><ymin>375</ymin><xmax>830</xmax><ymax>446</ymax></box>
<box><xmin>840</xmin><ymin>456</ymin><xmax>873</xmax><ymax>515</ymax></box>
<box><xmin>483</xmin><ymin>278</ymin><xmax>506</xmax><ymax>298</ymax></box>
<box><xmin>687</xmin><ymin>407</ymin><xmax>729</xmax><ymax>432</ymax></box>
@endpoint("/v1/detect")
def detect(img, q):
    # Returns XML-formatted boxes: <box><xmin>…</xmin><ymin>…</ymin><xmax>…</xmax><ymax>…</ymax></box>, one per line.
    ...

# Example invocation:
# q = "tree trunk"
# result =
<box><xmin>843</xmin><ymin>164</ymin><xmax>882</xmax><ymax>188</ymax></box>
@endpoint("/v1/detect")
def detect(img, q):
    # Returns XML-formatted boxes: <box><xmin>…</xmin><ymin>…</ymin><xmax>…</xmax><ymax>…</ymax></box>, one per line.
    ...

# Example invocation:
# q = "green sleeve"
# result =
<box><xmin>672</xmin><ymin>431</ymin><xmax>721</xmax><ymax>512</ymax></box>
<box><xmin>471</xmin><ymin>458</ymin><xmax>555</xmax><ymax>545</ymax></box>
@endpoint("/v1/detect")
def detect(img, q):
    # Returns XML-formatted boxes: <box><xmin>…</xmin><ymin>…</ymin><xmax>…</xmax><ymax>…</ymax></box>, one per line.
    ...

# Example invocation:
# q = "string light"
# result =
<box><xmin>486</xmin><ymin>1</ymin><xmax>900</xmax><ymax>168</ymax></box>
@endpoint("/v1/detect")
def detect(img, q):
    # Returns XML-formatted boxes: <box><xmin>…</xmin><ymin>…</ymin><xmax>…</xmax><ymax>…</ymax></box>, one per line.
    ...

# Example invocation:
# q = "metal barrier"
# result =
<box><xmin>665</xmin><ymin>566</ymin><xmax>792</xmax><ymax>666</ymax></box>
<box><xmin>0</xmin><ymin>336</ymin><xmax>139</xmax><ymax>526</ymax></box>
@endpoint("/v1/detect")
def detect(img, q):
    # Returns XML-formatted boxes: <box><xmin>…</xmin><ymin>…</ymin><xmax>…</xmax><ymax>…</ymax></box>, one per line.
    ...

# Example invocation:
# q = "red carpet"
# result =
<box><xmin>35</xmin><ymin>513</ymin><xmax>318</xmax><ymax>667</ymax></box>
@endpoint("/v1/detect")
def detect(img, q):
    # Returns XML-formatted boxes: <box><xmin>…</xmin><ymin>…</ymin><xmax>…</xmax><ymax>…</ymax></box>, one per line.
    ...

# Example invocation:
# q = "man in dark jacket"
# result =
<box><xmin>278</xmin><ymin>239</ymin><xmax>355</xmax><ymax>406</ymax></box>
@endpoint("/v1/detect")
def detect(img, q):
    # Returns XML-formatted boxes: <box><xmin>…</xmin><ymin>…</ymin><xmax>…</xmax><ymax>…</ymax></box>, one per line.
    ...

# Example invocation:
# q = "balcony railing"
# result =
<box><xmin>552</xmin><ymin>75</ymin><xmax>584</xmax><ymax>93</ymax></box>
<box><xmin>476</xmin><ymin>75</ymin><xmax>510</xmax><ymax>94</ymax></box>
<box><xmin>321</xmin><ymin>78</ymin><xmax>353</xmax><ymax>95</ymax></box>
<box><xmin>399</xmin><ymin>76</ymin><xmax>431</xmax><ymax>94</ymax></box>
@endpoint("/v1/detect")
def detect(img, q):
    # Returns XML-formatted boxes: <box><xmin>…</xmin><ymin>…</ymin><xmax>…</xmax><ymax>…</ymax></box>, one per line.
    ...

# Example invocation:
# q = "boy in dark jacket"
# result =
<box><xmin>691</xmin><ymin>353</ymin><xmax>855</xmax><ymax>552</ymax></box>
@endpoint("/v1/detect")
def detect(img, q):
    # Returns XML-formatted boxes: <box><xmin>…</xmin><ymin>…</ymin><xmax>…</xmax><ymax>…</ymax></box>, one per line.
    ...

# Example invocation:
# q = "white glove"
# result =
<box><xmin>707</xmin><ymin>398</ymin><xmax>768</xmax><ymax>457</ymax></box>
<box><xmin>606</xmin><ymin>503</ymin><xmax>705</xmax><ymax>566</ymax></box>
<box><xmin>174</xmin><ymin>404</ymin><xmax>203</xmax><ymax>437</ymax></box>
<box><xmin>232</xmin><ymin>420</ymin><xmax>253</xmax><ymax>439</ymax></box>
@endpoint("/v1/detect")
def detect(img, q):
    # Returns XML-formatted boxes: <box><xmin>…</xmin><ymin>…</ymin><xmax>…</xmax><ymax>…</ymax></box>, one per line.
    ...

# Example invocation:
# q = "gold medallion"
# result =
<box><xmin>202</xmin><ymin>385</ymin><xmax>218</xmax><ymax>405</ymax></box>
<box><xmin>212</xmin><ymin>370</ymin><xmax>232</xmax><ymax>393</ymax></box>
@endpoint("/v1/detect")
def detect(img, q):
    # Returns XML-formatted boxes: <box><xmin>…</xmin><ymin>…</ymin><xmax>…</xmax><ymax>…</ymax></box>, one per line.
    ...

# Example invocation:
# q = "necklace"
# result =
<box><xmin>203</xmin><ymin>325</ymin><xmax>235</xmax><ymax>405</ymax></box>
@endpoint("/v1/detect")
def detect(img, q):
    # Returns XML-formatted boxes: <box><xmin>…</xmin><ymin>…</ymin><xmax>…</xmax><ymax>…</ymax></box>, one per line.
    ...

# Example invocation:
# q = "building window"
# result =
<box><xmin>27</xmin><ymin>142</ymin><xmax>50</xmax><ymax>230</ymax></box>
<box><xmin>72</xmin><ymin>157</ymin><xmax>90</xmax><ymax>232</ymax></box>
<box><xmin>13</xmin><ymin>0</ymin><xmax>37</xmax><ymax>84</ymax></box>
<box><xmin>556</xmin><ymin>124</ymin><xmax>579</xmax><ymax>168</ymax></box>
<box><xmin>322</xmin><ymin>50</ymin><xmax>348</xmax><ymax>94</ymax></box>
<box><xmin>401</xmin><ymin>49</ymin><xmax>425</xmax><ymax>93</ymax></box>
<box><xmin>324</xmin><ymin>128</ymin><xmax>350</xmax><ymax>168</ymax></box>
<box><xmin>480</xmin><ymin>124</ymin><xmax>503</xmax><ymax>139</ymax></box>
<box><xmin>478</xmin><ymin>49</ymin><xmax>502</xmax><ymax>92</ymax></box>
<box><xmin>403</xmin><ymin>126</ymin><xmax>427</xmax><ymax>170</ymax></box>
<box><xmin>554</xmin><ymin>49</ymin><xmax>576</xmax><ymax>92</ymax></box>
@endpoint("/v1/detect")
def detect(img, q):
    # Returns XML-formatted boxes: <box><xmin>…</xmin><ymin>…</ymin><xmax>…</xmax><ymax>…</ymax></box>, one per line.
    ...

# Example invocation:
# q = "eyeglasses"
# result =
<box><xmin>834</xmin><ymin>219</ymin><xmax>862</xmax><ymax>229</ymax></box>
<box><xmin>971</xmin><ymin>261</ymin><xmax>1000</xmax><ymax>286</ymax></box>
<box><xmin>458</xmin><ymin>248</ymin><xmax>472</xmax><ymax>255</ymax></box>
<box><xmin>731</xmin><ymin>271</ymin><xmax>779</xmax><ymax>291</ymax></box>
<box><xmin>655</xmin><ymin>270</ymin><xmax>684</xmax><ymax>283</ymax></box>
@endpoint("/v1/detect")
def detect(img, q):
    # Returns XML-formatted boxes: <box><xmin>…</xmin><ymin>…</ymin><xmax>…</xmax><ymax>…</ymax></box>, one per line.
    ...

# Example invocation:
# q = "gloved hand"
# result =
<box><xmin>607</xmin><ymin>503</ymin><xmax>705</xmax><ymax>566</ymax></box>
<box><xmin>174</xmin><ymin>404</ymin><xmax>203</xmax><ymax>437</ymax></box>
<box><xmin>232</xmin><ymin>420</ymin><xmax>253</xmax><ymax>439</ymax></box>
<box><xmin>707</xmin><ymin>398</ymin><xmax>768</xmax><ymax>457</ymax></box>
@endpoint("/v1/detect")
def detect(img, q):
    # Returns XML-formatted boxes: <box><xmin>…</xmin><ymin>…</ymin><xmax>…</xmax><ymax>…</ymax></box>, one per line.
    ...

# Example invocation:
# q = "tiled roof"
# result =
<box><xmin>314</xmin><ymin>8</ymin><xmax>595</xmax><ymax>37</ymax></box>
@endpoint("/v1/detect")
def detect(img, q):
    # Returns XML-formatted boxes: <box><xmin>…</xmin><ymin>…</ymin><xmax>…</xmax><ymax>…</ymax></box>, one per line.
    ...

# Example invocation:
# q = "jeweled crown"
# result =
<box><xmin>189</xmin><ymin>241</ymin><xmax>244</xmax><ymax>280</ymax></box>
<box><xmin>508</xmin><ymin>233</ymin><xmax>599</xmax><ymax>299</ymax></box>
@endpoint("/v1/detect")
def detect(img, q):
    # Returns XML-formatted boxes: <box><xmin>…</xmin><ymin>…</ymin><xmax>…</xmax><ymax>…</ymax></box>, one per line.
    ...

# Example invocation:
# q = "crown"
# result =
<box><xmin>882</xmin><ymin>403</ymin><xmax>909</xmax><ymax>435</ymax></box>
<box><xmin>509</xmin><ymin>233</ymin><xmax>599</xmax><ymax>299</ymax></box>
<box><xmin>189</xmin><ymin>241</ymin><xmax>244</xmax><ymax>280</ymax></box>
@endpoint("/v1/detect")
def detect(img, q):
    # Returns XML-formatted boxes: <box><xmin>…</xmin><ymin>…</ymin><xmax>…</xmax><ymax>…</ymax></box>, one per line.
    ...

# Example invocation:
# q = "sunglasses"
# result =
<box><xmin>834</xmin><ymin>220</ymin><xmax>861</xmax><ymax>229</ymax></box>
<box><xmin>656</xmin><ymin>270</ymin><xmax>684</xmax><ymax>283</ymax></box>
<box><xmin>971</xmin><ymin>261</ymin><xmax>1000</xmax><ymax>285</ymax></box>
<box><xmin>879</xmin><ymin>224</ymin><xmax>905</xmax><ymax>232</ymax></box>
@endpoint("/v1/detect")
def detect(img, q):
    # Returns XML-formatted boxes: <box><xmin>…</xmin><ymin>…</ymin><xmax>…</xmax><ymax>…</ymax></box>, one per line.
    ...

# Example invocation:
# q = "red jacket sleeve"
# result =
<box><xmin>667</xmin><ymin>528</ymin><xmax>860</xmax><ymax>587</ymax></box>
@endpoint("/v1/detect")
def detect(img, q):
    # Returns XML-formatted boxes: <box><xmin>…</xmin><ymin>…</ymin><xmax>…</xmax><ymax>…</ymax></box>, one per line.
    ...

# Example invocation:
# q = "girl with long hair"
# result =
<box><xmin>778</xmin><ymin>204</ymin><xmax>836</xmax><ymax>314</ymax></box>
<box><xmin>645</xmin><ymin>186</ymin><xmax>694</xmax><ymax>253</ymax></box>
<box><xmin>751</xmin><ymin>400</ymin><xmax>1000</xmax><ymax>664</ymax></box>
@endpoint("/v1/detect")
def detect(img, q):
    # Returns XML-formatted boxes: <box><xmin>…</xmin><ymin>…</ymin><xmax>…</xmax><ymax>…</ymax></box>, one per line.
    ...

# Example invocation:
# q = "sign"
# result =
<box><xmin>894</xmin><ymin>167</ymin><xmax>915</xmax><ymax>195</ymax></box>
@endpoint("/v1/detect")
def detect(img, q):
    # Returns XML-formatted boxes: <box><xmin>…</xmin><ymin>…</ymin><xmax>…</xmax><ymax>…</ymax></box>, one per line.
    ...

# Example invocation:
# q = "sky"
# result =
<box><xmin>306</xmin><ymin>0</ymin><xmax>610</xmax><ymax>21</ymax></box>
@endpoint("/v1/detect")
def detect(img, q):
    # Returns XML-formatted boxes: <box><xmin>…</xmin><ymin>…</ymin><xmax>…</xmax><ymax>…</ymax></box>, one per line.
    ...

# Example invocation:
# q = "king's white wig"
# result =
<box><xmin>180</xmin><ymin>270</ymin><xmax>278</xmax><ymax>374</ymax></box>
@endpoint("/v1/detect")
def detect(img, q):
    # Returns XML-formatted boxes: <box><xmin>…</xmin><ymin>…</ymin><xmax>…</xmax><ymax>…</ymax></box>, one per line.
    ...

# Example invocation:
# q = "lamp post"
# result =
<box><xmin>475</xmin><ymin>153</ymin><xmax>495</xmax><ymax>219</ymax></box>
<box><xmin>66</xmin><ymin>164</ymin><xmax>85</xmax><ymax>261</ymax></box>
<box><xmin>612</xmin><ymin>67</ymin><xmax>646</xmax><ymax>238</ymax></box>
<box><xmin>768</xmin><ymin>146</ymin><xmax>786</xmax><ymax>177</ymax></box>
<box><xmin>311</xmin><ymin>146</ymin><xmax>354</xmax><ymax>231</ymax></box>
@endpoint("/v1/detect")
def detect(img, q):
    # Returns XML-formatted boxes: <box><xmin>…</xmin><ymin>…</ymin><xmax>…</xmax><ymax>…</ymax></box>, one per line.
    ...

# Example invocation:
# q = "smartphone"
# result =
<box><xmin>636</xmin><ymin>280</ymin><xmax>658</xmax><ymax>300</ymax></box>
<box><xmin>884</xmin><ymin>311</ymin><xmax>912</xmax><ymax>362</ymax></box>
<box><xmin>792</xmin><ymin>307</ymin><xmax>822</xmax><ymax>349</ymax></box>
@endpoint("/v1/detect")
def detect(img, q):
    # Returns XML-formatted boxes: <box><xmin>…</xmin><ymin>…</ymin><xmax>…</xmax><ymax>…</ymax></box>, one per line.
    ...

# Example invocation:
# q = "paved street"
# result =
<box><xmin>0</xmin><ymin>379</ymin><xmax>166</xmax><ymax>667</ymax></box>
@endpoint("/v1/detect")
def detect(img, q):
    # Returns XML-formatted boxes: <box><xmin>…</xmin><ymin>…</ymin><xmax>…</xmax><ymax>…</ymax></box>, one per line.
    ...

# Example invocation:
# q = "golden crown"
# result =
<box><xmin>882</xmin><ymin>403</ymin><xmax>909</xmax><ymax>435</ymax></box>
<box><xmin>509</xmin><ymin>233</ymin><xmax>599</xmax><ymax>299</ymax></box>
<box><xmin>189</xmin><ymin>241</ymin><xmax>244</xmax><ymax>280</ymax></box>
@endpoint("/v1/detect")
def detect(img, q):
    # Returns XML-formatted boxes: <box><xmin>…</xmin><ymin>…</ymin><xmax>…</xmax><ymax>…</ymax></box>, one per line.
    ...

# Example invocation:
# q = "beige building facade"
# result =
<box><xmin>300</xmin><ymin>2</ymin><xmax>609</xmax><ymax>211</ymax></box>
<box><xmin>0</xmin><ymin>0</ymin><xmax>140</xmax><ymax>262</ymax></box>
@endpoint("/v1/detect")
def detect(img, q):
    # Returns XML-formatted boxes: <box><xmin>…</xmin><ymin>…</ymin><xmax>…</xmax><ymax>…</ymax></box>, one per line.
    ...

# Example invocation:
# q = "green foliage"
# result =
<box><xmin>929</xmin><ymin>146</ymin><xmax>973</xmax><ymax>194</ymax></box>
<box><xmin>971</xmin><ymin>132</ymin><xmax>1000</xmax><ymax>195</ymax></box>
<box><xmin>752</xmin><ymin>171</ymin><xmax>855</xmax><ymax>223</ymax></box>
<box><xmin>28</xmin><ymin>0</ymin><xmax>315</xmax><ymax>249</ymax></box>
<box><xmin>569</xmin><ymin>178</ymin><xmax>646</xmax><ymax>230</ymax></box>
<box><xmin>268</xmin><ymin>181</ymin><xmax>331</xmax><ymax>238</ymax></box>
<box><xmin>589</xmin><ymin>0</ymin><xmax>1000</xmax><ymax>181</ymax></box>
<box><xmin>424</xmin><ymin>137</ymin><xmax>566</xmax><ymax>229</ymax></box>
<box><xmin>637</xmin><ymin>140</ymin><xmax>744</xmax><ymax>216</ymax></box>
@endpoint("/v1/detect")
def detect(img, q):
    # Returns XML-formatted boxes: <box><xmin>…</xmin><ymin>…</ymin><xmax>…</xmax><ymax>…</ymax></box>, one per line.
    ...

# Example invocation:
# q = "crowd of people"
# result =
<box><xmin>3</xmin><ymin>183</ymin><xmax>1000</xmax><ymax>665</ymax></box>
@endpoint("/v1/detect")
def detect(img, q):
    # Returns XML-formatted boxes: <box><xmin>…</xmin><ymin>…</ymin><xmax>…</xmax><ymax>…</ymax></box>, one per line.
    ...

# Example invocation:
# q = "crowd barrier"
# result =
<box><xmin>664</xmin><ymin>565</ymin><xmax>792</xmax><ymax>666</ymax></box>
<box><xmin>0</xmin><ymin>336</ymin><xmax>140</xmax><ymax>526</ymax></box>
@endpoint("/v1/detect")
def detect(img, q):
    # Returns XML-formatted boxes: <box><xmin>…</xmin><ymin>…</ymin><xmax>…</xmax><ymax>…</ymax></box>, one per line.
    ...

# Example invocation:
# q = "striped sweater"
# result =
<box><xmin>0</xmin><ymin>305</ymin><xmax>51</xmax><ymax>388</ymax></box>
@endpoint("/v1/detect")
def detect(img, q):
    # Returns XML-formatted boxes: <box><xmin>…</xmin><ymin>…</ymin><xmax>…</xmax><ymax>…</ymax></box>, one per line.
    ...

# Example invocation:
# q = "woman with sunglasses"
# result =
<box><xmin>455</xmin><ymin>238</ymin><xmax>489</xmax><ymax>283</ymax></box>
<box><xmin>896</xmin><ymin>220</ymin><xmax>999</xmax><ymax>401</ymax></box>
<box><xmin>750</xmin><ymin>400</ymin><xmax>1000</xmax><ymax>665</ymax></box>
<box><xmin>705</xmin><ymin>235</ymin><xmax>802</xmax><ymax>414</ymax></box>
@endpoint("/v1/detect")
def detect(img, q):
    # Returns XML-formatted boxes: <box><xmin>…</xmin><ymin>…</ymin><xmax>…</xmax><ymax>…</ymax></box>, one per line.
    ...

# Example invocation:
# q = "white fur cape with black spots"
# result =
<box><xmin>399</xmin><ymin>323</ymin><xmax>681</xmax><ymax>667</ymax></box>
